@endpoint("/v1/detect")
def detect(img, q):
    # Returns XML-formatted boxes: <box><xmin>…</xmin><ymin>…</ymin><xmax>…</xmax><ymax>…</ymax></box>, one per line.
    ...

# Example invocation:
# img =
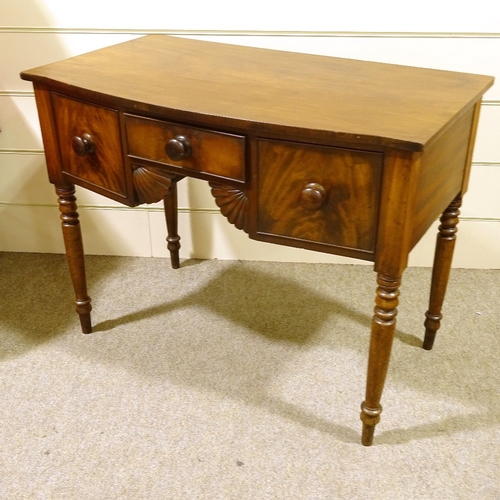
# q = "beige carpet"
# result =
<box><xmin>1</xmin><ymin>252</ymin><xmax>499</xmax><ymax>499</ymax></box>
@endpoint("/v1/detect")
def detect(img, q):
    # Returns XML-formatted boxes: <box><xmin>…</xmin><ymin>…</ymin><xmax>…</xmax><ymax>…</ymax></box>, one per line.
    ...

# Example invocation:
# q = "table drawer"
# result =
<box><xmin>125</xmin><ymin>115</ymin><xmax>246</xmax><ymax>183</ymax></box>
<box><xmin>52</xmin><ymin>93</ymin><xmax>128</xmax><ymax>199</ymax></box>
<box><xmin>257</xmin><ymin>139</ymin><xmax>383</xmax><ymax>254</ymax></box>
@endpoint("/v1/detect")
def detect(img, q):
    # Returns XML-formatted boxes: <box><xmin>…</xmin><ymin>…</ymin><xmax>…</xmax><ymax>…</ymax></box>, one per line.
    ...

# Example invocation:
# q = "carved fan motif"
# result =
<box><xmin>209</xmin><ymin>182</ymin><xmax>249</xmax><ymax>233</ymax></box>
<box><xmin>132</xmin><ymin>165</ymin><xmax>174</xmax><ymax>204</ymax></box>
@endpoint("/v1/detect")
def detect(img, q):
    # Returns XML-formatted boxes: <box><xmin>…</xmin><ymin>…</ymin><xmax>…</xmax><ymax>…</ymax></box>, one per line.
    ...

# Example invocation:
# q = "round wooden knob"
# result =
<box><xmin>166</xmin><ymin>135</ymin><xmax>192</xmax><ymax>161</ymax></box>
<box><xmin>300</xmin><ymin>182</ymin><xmax>327</xmax><ymax>211</ymax></box>
<box><xmin>72</xmin><ymin>133</ymin><xmax>95</xmax><ymax>156</ymax></box>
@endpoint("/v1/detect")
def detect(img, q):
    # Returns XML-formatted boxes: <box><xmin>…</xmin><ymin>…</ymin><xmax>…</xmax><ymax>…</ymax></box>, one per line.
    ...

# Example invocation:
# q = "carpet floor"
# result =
<box><xmin>1</xmin><ymin>252</ymin><xmax>499</xmax><ymax>499</ymax></box>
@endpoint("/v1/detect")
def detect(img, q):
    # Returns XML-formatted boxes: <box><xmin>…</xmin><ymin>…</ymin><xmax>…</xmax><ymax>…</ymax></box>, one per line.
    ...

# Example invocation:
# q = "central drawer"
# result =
<box><xmin>125</xmin><ymin>114</ymin><xmax>246</xmax><ymax>183</ymax></box>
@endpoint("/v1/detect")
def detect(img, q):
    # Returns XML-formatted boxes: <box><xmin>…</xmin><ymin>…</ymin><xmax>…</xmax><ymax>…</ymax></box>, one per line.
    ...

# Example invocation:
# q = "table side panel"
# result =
<box><xmin>460</xmin><ymin>101</ymin><xmax>483</xmax><ymax>196</ymax></box>
<box><xmin>410</xmin><ymin>106</ymin><xmax>475</xmax><ymax>249</ymax></box>
<box><xmin>32</xmin><ymin>84</ymin><xmax>64</xmax><ymax>185</ymax></box>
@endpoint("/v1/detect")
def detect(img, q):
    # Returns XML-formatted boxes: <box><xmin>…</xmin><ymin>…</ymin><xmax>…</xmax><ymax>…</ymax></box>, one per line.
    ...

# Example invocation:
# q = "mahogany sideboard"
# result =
<box><xmin>21</xmin><ymin>35</ymin><xmax>494</xmax><ymax>445</ymax></box>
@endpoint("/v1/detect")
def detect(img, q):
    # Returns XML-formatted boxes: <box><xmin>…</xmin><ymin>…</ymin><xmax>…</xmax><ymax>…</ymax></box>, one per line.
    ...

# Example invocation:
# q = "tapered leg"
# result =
<box><xmin>163</xmin><ymin>176</ymin><xmax>182</xmax><ymax>269</ymax></box>
<box><xmin>423</xmin><ymin>195</ymin><xmax>462</xmax><ymax>350</ymax></box>
<box><xmin>360</xmin><ymin>273</ymin><xmax>401</xmax><ymax>446</ymax></box>
<box><xmin>56</xmin><ymin>185</ymin><xmax>92</xmax><ymax>333</ymax></box>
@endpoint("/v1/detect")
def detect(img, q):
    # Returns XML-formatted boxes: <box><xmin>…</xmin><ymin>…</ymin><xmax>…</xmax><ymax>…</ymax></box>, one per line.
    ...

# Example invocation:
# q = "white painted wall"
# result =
<box><xmin>1</xmin><ymin>1</ymin><xmax>499</xmax><ymax>267</ymax></box>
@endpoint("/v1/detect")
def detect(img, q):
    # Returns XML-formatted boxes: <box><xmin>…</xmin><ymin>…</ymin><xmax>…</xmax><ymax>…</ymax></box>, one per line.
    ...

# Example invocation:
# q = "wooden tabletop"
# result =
<box><xmin>21</xmin><ymin>35</ymin><xmax>494</xmax><ymax>151</ymax></box>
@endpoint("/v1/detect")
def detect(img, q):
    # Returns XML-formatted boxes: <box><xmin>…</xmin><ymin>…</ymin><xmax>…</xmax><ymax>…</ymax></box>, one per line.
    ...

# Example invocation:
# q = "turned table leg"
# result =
<box><xmin>360</xmin><ymin>273</ymin><xmax>401</xmax><ymax>446</ymax></box>
<box><xmin>56</xmin><ymin>185</ymin><xmax>92</xmax><ymax>334</ymax></box>
<box><xmin>423</xmin><ymin>194</ymin><xmax>462</xmax><ymax>350</ymax></box>
<box><xmin>163</xmin><ymin>175</ymin><xmax>183</xmax><ymax>269</ymax></box>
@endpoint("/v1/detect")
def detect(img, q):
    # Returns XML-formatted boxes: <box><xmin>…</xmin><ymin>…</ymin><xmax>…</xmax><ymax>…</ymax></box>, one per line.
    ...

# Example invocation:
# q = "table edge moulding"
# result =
<box><xmin>20</xmin><ymin>35</ymin><xmax>494</xmax><ymax>446</ymax></box>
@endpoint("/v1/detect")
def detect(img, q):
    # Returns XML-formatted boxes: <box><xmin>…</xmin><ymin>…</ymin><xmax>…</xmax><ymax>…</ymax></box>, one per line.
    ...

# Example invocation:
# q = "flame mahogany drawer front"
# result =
<box><xmin>257</xmin><ymin>139</ymin><xmax>383</xmax><ymax>257</ymax></box>
<box><xmin>21</xmin><ymin>35</ymin><xmax>494</xmax><ymax>446</ymax></box>
<box><xmin>52</xmin><ymin>93</ymin><xmax>128</xmax><ymax>200</ymax></box>
<box><xmin>125</xmin><ymin>114</ymin><xmax>246</xmax><ymax>183</ymax></box>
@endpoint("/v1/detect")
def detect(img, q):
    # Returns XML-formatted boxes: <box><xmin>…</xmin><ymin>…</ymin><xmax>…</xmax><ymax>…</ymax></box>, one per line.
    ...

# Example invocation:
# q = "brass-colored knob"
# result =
<box><xmin>300</xmin><ymin>182</ymin><xmax>327</xmax><ymax>211</ymax></box>
<box><xmin>72</xmin><ymin>133</ymin><xmax>95</xmax><ymax>156</ymax></box>
<box><xmin>166</xmin><ymin>135</ymin><xmax>192</xmax><ymax>161</ymax></box>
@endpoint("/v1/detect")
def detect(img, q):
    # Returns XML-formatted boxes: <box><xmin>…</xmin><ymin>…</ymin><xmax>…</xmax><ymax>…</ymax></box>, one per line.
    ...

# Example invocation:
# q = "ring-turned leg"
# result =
<box><xmin>56</xmin><ymin>184</ymin><xmax>92</xmax><ymax>333</ymax></box>
<box><xmin>163</xmin><ymin>176</ymin><xmax>182</xmax><ymax>269</ymax></box>
<box><xmin>423</xmin><ymin>194</ymin><xmax>462</xmax><ymax>350</ymax></box>
<box><xmin>361</xmin><ymin>273</ymin><xmax>401</xmax><ymax>446</ymax></box>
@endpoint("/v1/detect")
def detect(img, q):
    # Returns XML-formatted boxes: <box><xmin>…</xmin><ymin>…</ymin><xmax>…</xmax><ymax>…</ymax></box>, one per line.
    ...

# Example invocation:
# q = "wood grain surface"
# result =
<box><xmin>21</xmin><ymin>35</ymin><xmax>494</xmax><ymax>151</ymax></box>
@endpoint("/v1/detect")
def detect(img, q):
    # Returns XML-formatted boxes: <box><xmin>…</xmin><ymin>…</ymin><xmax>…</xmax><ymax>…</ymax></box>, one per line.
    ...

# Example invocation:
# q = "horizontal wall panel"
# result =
<box><xmin>0</xmin><ymin>204</ymin><xmax>152</xmax><ymax>256</ymax></box>
<box><xmin>463</xmin><ymin>165</ymin><xmax>500</xmax><ymax>218</ymax></box>
<box><xmin>0</xmin><ymin>153</ymin><xmax>53</xmax><ymax>204</ymax></box>
<box><xmin>409</xmin><ymin>219</ymin><xmax>500</xmax><ymax>268</ymax></box>
<box><xmin>2</xmin><ymin>205</ymin><xmax>498</xmax><ymax>268</ymax></box>
<box><xmin>473</xmin><ymin>105</ymin><xmax>500</xmax><ymax>162</ymax></box>
<box><xmin>1</xmin><ymin>33</ymin><xmax>139</xmax><ymax>91</ymax></box>
<box><xmin>0</xmin><ymin>97</ymin><xmax>42</xmax><ymax>150</ymax></box>
<box><xmin>0</xmin><ymin>204</ymin><xmax>65</xmax><ymax>253</ymax></box>
<box><xmin>452</xmin><ymin>220</ymin><xmax>500</xmax><ymax>269</ymax></box>
<box><xmin>77</xmin><ymin>207</ymin><xmax>152</xmax><ymax>256</ymax></box>
<box><xmin>2</xmin><ymin>0</ymin><xmax>499</xmax><ymax>32</ymax></box>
